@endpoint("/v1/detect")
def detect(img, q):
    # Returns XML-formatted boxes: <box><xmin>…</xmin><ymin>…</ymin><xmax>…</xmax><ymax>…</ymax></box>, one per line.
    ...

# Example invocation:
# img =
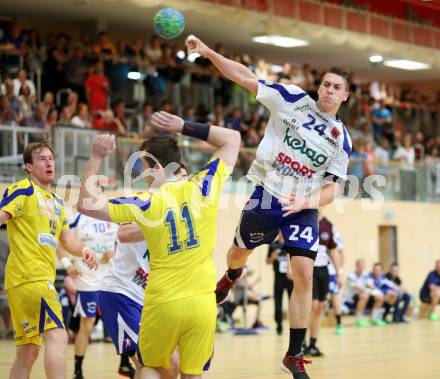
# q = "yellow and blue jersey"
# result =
<box><xmin>1</xmin><ymin>178</ymin><xmax>70</xmax><ymax>290</ymax></box>
<box><xmin>108</xmin><ymin>157</ymin><xmax>230</xmax><ymax>305</ymax></box>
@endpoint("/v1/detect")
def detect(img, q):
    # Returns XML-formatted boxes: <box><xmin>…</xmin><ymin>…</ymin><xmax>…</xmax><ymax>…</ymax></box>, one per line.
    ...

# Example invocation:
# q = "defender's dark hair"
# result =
<box><xmin>140</xmin><ymin>136</ymin><xmax>181</xmax><ymax>172</ymax></box>
<box><xmin>325</xmin><ymin>66</ymin><xmax>351</xmax><ymax>90</ymax></box>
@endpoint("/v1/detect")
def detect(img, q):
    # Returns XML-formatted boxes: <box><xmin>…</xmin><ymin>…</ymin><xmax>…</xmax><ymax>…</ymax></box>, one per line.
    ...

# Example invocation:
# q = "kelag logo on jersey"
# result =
<box><xmin>283</xmin><ymin>129</ymin><xmax>328</xmax><ymax>167</ymax></box>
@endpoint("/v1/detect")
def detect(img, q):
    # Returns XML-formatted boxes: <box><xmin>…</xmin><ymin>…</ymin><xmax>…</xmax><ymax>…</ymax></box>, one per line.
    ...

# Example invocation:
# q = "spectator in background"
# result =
<box><xmin>71</xmin><ymin>103</ymin><xmax>91</xmax><ymax>128</ymax></box>
<box><xmin>3</xmin><ymin>79</ymin><xmax>21</xmax><ymax>117</ymax></box>
<box><xmin>131</xmin><ymin>102</ymin><xmax>153</xmax><ymax>136</ymax></box>
<box><xmin>277</xmin><ymin>62</ymin><xmax>292</xmax><ymax>84</ymax></box>
<box><xmin>41</xmin><ymin>91</ymin><xmax>55</xmax><ymax>118</ymax></box>
<box><xmin>85</xmin><ymin>61</ymin><xmax>110</xmax><ymax>113</ymax></box>
<box><xmin>159</xmin><ymin>100</ymin><xmax>173</xmax><ymax>113</ymax></box>
<box><xmin>207</xmin><ymin>103</ymin><xmax>225</xmax><ymax>127</ymax></box>
<box><xmin>266</xmin><ymin>234</ymin><xmax>293</xmax><ymax>335</ymax></box>
<box><xmin>384</xmin><ymin>263</ymin><xmax>411</xmax><ymax>323</ymax></box>
<box><xmin>367</xmin><ymin>263</ymin><xmax>397</xmax><ymax>322</ymax></box>
<box><xmin>420</xmin><ymin>260</ymin><xmax>440</xmax><ymax>321</ymax></box>
<box><xmin>182</xmin><ymin>105</ymin><xmax>195</xmax><ymax>122</ymax></box>
<box><xmin>43</xmin><ymin>32</ymin><xmax>69</xmax><ymax>94</ymax></box>
<box><xmin>13</xmin><ymin>69</ymin><xmax>36</xmax><ymax>98</ymax></box>
<box><xmin>371</xmin><ymin>99</ymin><xmax>392</xmax><ymax>141</ymax></box>
<box><xmin>374</xmin><ymin>138</ymin><xmax>390</xmax><ymax>164</ymax></box>
<box><xmin>0</xmin><ymin>24</ymin><xmax>22</xmax><ymax>69</ymax></box>
<box><xmin>65</xmin><ymin>91</ymin><xmax>79</xmax><ymax>117</ymax></box>
<box><xmin>412</xmin><ymin>131</ymin><xmax>425</xmax><ymax>161</ymax></box>
<box><xmin>92</xmin><ymin>31</ymin><xmax>116</xmax><ymax>62</ymax></box>
<box><xmin>18</xmin><ymin>84</ymin><xmax>35</xmax><ymax>119</ymax></box>
<box><xmin>394</xmin><ymin>134</ymin><xmax>415</xmax><ymax>166</ymax></box>
<box><xmin>290</xmin><ymin>64</ymin><xmax>305</xmax><ymax>88</ymax></box>
<box><xmin>0</xmin><ymin>95</ymin><xmax>19</xmax><ymax>125</ymax></box>
<box><xmin>92</xmin><ymin>109</ymin><xmax>126</xmax><ymax>134</ymax></box>
<box><xmin>112</xmin><ymin>99</ymin><xmax>127</xmax><ymax>132</ymax></box>
<box><xmin>46</xmin><ymin>108</ymin><xmax>59</xmax><ymax>129</ymax></box>
<box><xmin>66</xmin><ymin>46</ymin><xmax>89</xmax><ymax>102</ymax></box>
<box><xmin>77</xmin><ymin>31</ymin><xmax>92</xmax><ymax>61</ymax></box>
<box><xmin>0</xmin><ymin>226</ymin><xmax>11</xmax><ymax>339</ymax></box>
<box><xmin>225</xmin><ymin>107</ymin><xmax>245</xmax><ymax>131</ymax></box>
<box><xmin>26</xmin><ymin>29</ymin><xmax>44</xmax><ymax>75</ymax></box>
<box><xmin>345</xmin><ymin>259</ymin><xmax>385</xmax><ymax>327</ymax></box>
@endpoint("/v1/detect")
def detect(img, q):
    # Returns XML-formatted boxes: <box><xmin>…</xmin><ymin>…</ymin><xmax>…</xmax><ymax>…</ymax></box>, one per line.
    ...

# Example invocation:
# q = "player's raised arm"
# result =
<box><xmin>151</xmin><ymin>111</ymin><xmax>241</xmax><ymax>167</ymax></box>
<box><xmin>78</xmin><ymin>134</ymin><xmax>116</xmax><ymax>221</ymax></box>
<box><xmin>186</xmin><ymin>35</ymin><xmax>258</xmax><ymax>95</ymax></box>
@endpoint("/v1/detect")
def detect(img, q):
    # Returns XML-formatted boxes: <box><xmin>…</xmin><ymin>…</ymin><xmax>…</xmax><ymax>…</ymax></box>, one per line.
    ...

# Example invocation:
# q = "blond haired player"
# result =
<box><xmin>0</xmin><ymin>141</ymin><xmax>98</xmax><ymax>379</ymax></box>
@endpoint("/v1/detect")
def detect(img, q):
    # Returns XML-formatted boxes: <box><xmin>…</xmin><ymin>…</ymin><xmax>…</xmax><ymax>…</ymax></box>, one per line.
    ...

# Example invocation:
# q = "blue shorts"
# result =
<box><xmin>234</xmin><ymin>186</ymin><xmax>319</xmax><ymax>258</ymax></box>
<box><xmin>73</xmin><ymin>291</ymin><xmax>99</xmax><ymax>318</ymax></box>
<box><xmin>99</xmin><ymin>291</ymin><xmax>142</xmax><ymax>355</ymax></box>
<box><xmin>328</xmin><ymin>275</ymin><xmax>339</xmax><ymax>295</ymax></box>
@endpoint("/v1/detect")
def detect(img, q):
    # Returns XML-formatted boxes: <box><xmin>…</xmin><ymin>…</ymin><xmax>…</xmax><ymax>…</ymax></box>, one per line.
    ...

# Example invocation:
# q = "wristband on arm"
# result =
<box><xmin>61</xmin><ymin>257</ymin><xmax>72</xmax><ymax>270</ymax></box>
<box><xmin>182</xmin><ymin>121</ymin><xmax>211</xmax><ymax>141</ymax></box>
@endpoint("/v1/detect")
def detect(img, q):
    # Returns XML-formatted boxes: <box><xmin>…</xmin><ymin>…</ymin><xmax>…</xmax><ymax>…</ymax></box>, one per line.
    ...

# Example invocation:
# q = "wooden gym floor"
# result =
<box><xmin>0</xmin><ymin>319</ymin><xmax>439</xmax><ymax>379</ymax></box>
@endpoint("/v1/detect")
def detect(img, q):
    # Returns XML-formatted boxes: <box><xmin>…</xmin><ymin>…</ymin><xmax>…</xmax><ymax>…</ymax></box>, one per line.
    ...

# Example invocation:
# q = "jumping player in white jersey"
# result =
<box><xmin>66</xmin><ymin>213</ymin><xmax>118</xmax><ymax>379</ymax></box>
<box><xmin>186</xmin><ymin>35</ymin><xmax>352</xmax><ymax>378</ymax></box>
<box><xmin>99</xmin><ymin>223</ymin><xmax>179</xmax><ymax>379</ymax></box>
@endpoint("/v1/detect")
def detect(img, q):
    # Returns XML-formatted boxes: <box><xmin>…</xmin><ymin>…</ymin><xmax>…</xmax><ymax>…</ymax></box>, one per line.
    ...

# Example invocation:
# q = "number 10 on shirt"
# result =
<box><xmin>165</xmin><ymin>203</ymin><xmax>200</xmax><ymax>254</ymax></box>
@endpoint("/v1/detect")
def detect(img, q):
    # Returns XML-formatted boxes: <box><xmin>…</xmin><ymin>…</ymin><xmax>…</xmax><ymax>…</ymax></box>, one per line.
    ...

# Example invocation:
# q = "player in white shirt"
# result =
<box><xmin>99</xmin><ymin>224</ymin><xmax>179</xmax><ymax>379</ymax></box>
<box><xmin>186</xmin><ymin>36</ymin><xmax>352</xmax><ymax>379</ymax></box>
<box><xmin>68</xmin><ymin>213</ymin><xmax>118</xmax><ymax>379</ymax></box>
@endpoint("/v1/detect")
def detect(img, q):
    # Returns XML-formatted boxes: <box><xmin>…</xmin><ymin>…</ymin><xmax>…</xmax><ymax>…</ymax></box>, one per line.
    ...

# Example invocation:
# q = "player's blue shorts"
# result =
<box><xmin>234</xmin><ymin>186</ymin><xmax>319</xmax><ymax>258</ymax></box>
<box><xmin>328</xmin><ymin>274</ymin><xmax>339</xmax><ymax>295</ymax></box>
<box><xmin>73</xmin><ymin>290</ymin><xmax>99</xmax><ymax>318</ymax></box>
<box><xmin>98</xmin><ymin>291</ymin><xmax>142</xmax><ymax>355</ymax></box>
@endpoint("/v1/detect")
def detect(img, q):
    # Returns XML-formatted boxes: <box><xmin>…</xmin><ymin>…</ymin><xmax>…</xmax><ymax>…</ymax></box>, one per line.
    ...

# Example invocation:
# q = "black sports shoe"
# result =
<box><xmin>215</xmin><ymin>269</ymin><xmax>243</xmax><ymax>304</ymax></box>
<box><xmin>73</xmin><ymin>372</ymin><xmax>84</xmax><ymax>379</ymax></box>
<box><xmin>280</xmin><ymin>352</ymin><xmax>312</xmax><ymax>379</ymax></box>
<box><xmin>306</xmin><ymin>346</ymin><xmax>324</xmax><ymax>357</ymax></box>
<box><xmin>118</xmin><ymin>361</ymin><xmax>135</xmax><ymax>378</ymax></box>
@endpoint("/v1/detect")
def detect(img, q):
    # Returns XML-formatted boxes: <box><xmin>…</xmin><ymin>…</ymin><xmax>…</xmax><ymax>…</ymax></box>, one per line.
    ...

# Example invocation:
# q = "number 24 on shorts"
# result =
<box><xmin>289</xmin><ymin>225</ymin><xmax>313</xmax><ymax>243</ymax></box>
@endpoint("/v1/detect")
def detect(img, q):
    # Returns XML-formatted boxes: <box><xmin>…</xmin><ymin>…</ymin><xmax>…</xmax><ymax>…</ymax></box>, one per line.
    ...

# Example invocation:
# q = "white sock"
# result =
<box><xmin>372</xmin><ymin>308</ymin><xmax>382</xmax><ymax>320</ymax></box>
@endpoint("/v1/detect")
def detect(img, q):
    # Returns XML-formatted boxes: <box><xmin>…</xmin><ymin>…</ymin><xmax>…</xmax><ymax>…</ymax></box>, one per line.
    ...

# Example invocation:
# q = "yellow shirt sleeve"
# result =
<box><xmin>108</xmin><ymin>193</ymin><xmax>153</xmax><ymax>224</ymax></box>
<box><xmin>191</xmin><ymin>156</ymin><xmax>230</xmax><ymax>201</ymax></box>
<box><xmin>0</xmin><ymin>181</ymin><xmax>33</xmax><ymax>218</ymax></box>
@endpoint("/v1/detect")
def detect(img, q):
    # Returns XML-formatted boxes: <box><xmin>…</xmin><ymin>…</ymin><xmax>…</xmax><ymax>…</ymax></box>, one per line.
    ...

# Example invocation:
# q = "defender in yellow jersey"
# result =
<box><xmin>0</xmin><ymin>142</ymin><xmax>98</xmax><ymax>379</ymax></box>
<box><xmin>78</xmin><ymin>111</ymin><xmax>240</xmax><ymax>379</ymax></box>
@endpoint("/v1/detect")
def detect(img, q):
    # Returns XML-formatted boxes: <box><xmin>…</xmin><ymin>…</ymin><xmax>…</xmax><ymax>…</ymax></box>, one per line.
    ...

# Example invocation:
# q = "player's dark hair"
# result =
<box><xmin>325</xmin><ymin>66</ymin><xmax>351</xmax><ymax>90</ymax></box>
<box><xmin>140</xmin><ymin>136</ymin><xmax>182</xmax><ymax>174</ymax></box>
<box><xmin>23</xmin><ymin>141</ymin><xmax>54</xmax><ymax>165</ymax></box>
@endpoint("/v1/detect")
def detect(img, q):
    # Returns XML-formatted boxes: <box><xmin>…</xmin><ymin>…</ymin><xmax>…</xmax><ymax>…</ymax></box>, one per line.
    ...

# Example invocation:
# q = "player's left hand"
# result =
<box><xmin>82</xmin><ymin>248</ymin><xmax>98</xmax><ymax>270</ymax></box>
<box><xmin>101</xmin><ymin>252</ymin><xmax>115</xmax><ymax>264</ymax></box>
<box><xmin>151</xmin><ymin>111</ymin><xmax>184</xmax><ymax>134</ymax></box>
<box><xmin>280</xmin><ymin>193</ymin><xmax>310</xmax><ymax>217</ymax></box>
<box><xmin>91</xmin><ymin>134</ymin><xmax>116</xmax><ymax>159</ymax></box>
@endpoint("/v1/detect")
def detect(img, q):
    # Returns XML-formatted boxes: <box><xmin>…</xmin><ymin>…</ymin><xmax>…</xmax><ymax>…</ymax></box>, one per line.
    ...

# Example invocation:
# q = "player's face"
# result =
<box><xmin>317</xmin><ymin>73</ymin><xmax>349</xmax><ymax>115</ymax></box>
<box><xmin>27</xmin><ymin>148</ymin><xmax>55</xmax><ymax>185</ymax></box>
<box><xmin>373</xmin><ymin>265</ymin><xmax>382</xmax><ymax>276</ymax></box>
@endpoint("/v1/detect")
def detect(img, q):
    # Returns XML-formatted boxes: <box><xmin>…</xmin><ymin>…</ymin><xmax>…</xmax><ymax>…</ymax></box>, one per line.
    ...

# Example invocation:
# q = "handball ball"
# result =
<box><xmin>153</xmin><ymin>8</ymin><xmax>185</xmax><ymax>39</ymax></box>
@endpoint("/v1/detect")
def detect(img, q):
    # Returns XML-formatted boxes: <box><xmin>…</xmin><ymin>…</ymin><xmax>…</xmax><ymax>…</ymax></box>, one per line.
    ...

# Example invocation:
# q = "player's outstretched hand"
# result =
<box><xmin>185</xmin><ymin>34</ymin><xmax>210</xmax><ymax>57</ymax></box>
<box><xmin>91</xmin><ymin>134</ymin><xmax>116</xmax><ymax>159</ymax></box>
<box><xmin>280</xmin><ymin>193</ymin><xmax>310</xmax><ymax>217</ymax></box>
<box><xmin>82</xmin><ymin>248</ymin><xmax>98</xmax><ymax>270</ymax></box>
<box><xmin>151</xmin><ymin>111</ymin><xmax>184</xmax><ymax>134</ymax></box>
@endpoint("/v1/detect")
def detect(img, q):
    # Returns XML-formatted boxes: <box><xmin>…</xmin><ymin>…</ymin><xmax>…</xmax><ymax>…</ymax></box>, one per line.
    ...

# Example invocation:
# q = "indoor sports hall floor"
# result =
<box><xmin>1</xmin><ymin>319</ymin><xmax>439</xmax><ymax>378</ymax></box>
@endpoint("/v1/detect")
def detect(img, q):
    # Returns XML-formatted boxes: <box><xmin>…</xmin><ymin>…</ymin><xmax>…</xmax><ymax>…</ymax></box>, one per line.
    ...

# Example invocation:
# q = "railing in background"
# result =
<box><xmin>1</xmin><ymin>124</ymin><xmax>440</xmax><ymax>202</ymax></box>
<box><xmin>0</xmin><ymin>124</ymin><xmax>49</xmax><ymax>181</ymax></box>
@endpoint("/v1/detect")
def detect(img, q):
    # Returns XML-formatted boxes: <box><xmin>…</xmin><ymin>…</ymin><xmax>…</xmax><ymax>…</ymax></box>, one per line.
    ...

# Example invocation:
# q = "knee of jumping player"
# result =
<box><xmin>292</xmin><ymin>270</ymin><xmax>313</xmax><ymax>291</ymax></box>
<box><xmin>17</xmin><ymin>344</ymin><xmax>40</xmax><ymax>367</ymax></box>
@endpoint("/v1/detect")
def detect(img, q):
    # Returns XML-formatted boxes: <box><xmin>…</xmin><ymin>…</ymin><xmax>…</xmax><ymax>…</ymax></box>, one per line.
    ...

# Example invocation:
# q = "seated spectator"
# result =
<box><xmin>160</xmin><ymin>100</ymin><xmax>173</xmax><ymax>113</ymax></box>
<box><xmin>367</xmin><ymin>263</ymin><xmax>398</xmax><ymax>322</ymax></box>
<box><xmin>384</xmin><ymin>263</ymin><xmax>411</xmax><ymax>322</ymax></box>
<box><xmin>2</xmin><ymin>79</ymin><xmax>21</xmax><ymax>119</ymax></box>
<box><xmin>207</xmin><ymin>103</ymin><xmax>225</xmax><ymax>127</ymax></box>
<box><xmin>420</xmin><ymin>260</ymin><xmax>440</xmax><ymax>321</ymax></box>
<box><xmin>182</xmin><ymin>105</ymin><xmax>195</xmax><ymax>122</ymax></box>
<box><xmin>65</xmin><ymin>91</ymin><xmax>79</xmax><ymax>116</ymax></box>
<box><xmin>21</xmin><ymin>103</ymin><xmax>47</xmax><ymax>129</ymax></box>
<box><xmin>131</xmin><ymin>102</ymin><xmax>154</xmax><ymax>137</ymax></box>
<box><xmin>46</xmin><ymin>108</ymin><xmax>59</xmax><ymax>129</ymax></box>
<box><xmin>0</xmin><ymin>95</ymin><xmax>19</xmax><ymax>125</ymax></box>
<box><xmin>345</xmin><ymin>259</ymin><xmax>385</xmax><ymax>327</ymax></box>
<box><xmin>41</xmin><ymin>91</ymin><xmax>55</xmax><ymax>118</ymax></box>
<box><xmin>59</xmin><ymin>106</ymin><xmax>73</xmax><ymax>125</ymax></box>
<box><xmin>71</xmin><ymin>103</ymin><xmax>91</xmax><ymax>128</ymax></box>
<box><xmin>85</xmin><ymin>61</ymin><xmax>110</xmax><ymax>113</ymax></box>
<box><xmin>92</xmin><ymin>110</ymin><xmax>126</xmax><ymax>134</ymax></box>
<box><xmin>393</xmin><ymin>134</ymin><xmax>415</xmax><ymax>167</ymax></box>
<box><xmin>373</xmin><ymin>138</ymin><xmax>390</xmax><ymax>164</ymax></box>
<box><xmin>13</xmin><ymin>69</ymin><xmax>36</xmax><ymax>98</ymax></box>
<box><xmin>112</xmin><ymin>99</ymin><xmax>128</xmax><ymax>133</ymax></box>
